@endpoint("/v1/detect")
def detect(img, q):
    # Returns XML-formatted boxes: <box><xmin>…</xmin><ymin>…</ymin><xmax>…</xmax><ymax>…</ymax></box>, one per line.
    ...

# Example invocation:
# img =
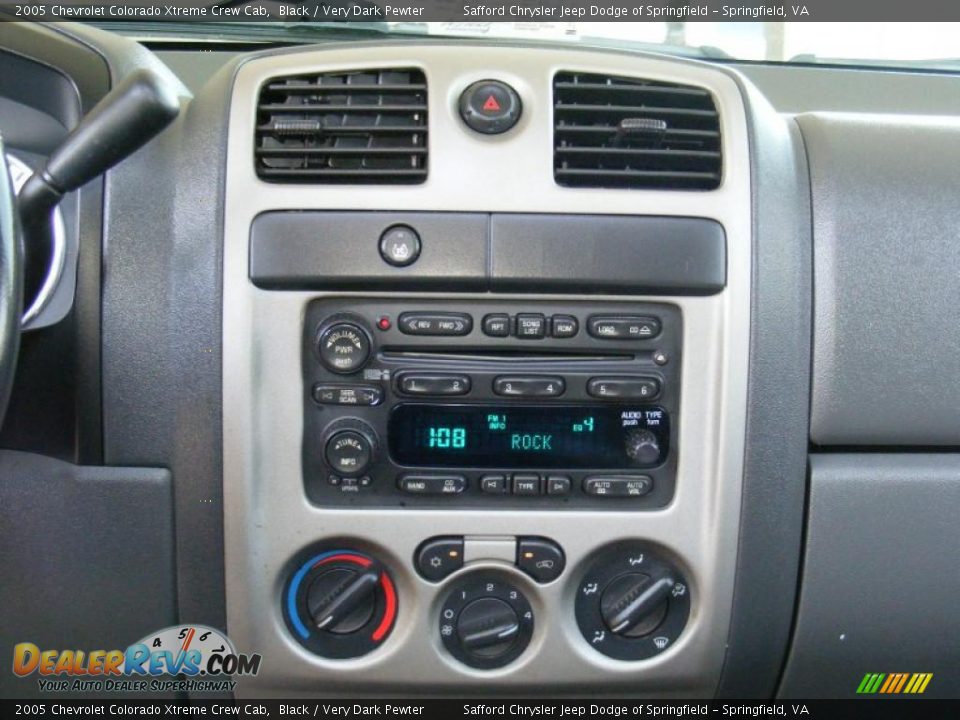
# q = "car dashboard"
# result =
<box><xmin>0</xmin><ymin>20</ymin><xmax>957</xmax><ymax>701</ymax></box>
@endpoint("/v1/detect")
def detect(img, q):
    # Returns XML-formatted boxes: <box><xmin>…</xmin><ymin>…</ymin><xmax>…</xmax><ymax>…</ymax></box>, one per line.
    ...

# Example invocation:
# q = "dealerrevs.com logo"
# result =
<box><xmin>12</xmin><ymin>625</ymin><xmax>262</xmax><ymax>693</ymax></box>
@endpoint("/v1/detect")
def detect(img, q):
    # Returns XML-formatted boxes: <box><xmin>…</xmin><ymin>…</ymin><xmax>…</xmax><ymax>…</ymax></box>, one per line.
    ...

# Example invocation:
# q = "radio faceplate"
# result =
<box><xmin>302</xmin><ymin>298</ymin><xmax>682</xmax><ymax>509</ymax></box>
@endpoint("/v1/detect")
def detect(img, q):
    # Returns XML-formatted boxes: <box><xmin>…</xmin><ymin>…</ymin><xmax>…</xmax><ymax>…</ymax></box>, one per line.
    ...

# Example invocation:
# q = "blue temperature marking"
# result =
<box><xmin>288</xmin><ymin>550</ymin><xmax>352</xmax><ymax>639</ymax></box>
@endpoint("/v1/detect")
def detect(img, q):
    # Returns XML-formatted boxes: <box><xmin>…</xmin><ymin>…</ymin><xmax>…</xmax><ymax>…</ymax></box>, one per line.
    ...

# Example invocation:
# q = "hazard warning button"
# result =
<box><xmin>459</xmin><ymin>79</ymin><xmax>522</xmax><ymax>135</ymax></box>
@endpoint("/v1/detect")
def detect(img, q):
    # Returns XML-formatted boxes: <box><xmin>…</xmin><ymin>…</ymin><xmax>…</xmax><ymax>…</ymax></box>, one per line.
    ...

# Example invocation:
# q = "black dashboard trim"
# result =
<box><xmin>714</xmin><ymin>77</ymin><xmax>812</xmax><ymax>698</ymax></box>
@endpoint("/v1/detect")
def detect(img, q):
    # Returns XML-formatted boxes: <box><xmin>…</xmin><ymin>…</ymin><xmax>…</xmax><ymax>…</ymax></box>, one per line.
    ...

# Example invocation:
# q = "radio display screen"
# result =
<box><xmin>388</xmin><ymin>404</ymin><xmax>668</xmax><ymax>469</ymax></box>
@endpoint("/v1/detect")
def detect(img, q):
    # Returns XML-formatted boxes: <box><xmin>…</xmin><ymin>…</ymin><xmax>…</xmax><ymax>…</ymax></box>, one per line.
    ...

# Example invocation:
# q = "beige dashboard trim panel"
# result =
<box><xmin>222</xmin><ymin>43</ymin><xmax>751</xmax><ymax>697</ymax></box>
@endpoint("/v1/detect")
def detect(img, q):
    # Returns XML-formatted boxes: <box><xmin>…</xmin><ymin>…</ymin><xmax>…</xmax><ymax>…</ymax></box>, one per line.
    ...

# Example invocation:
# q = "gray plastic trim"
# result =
<box><xmin>801</xmin><ymin>112</ymin><xmax>960</xmax><ymax>446</ymax></box>
<box><xmin>0</xmin><ymin>450</ymin><xmax>176</xmax><ymax>699</ymax></box>
<box><xmin>779</xmin><ymin>454</ymin><xmax>960</xmax><ymax>699</ymax></box>
<box><xmin>223</xmin><ymin>43</ymin><xmax>752</xmax><ymax>696</ymax></box>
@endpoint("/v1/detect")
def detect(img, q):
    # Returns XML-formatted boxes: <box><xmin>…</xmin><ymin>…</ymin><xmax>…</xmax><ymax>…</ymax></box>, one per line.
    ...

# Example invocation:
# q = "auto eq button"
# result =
<box><xmin>583</xmin><ymin>475</ymin><xmax>653</xmax><ymax>498</ymax></box>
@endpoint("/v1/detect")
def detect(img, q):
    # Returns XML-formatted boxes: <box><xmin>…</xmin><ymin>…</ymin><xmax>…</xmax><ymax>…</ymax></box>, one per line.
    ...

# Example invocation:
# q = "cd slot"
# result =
<box><xmin>380</xmin><ymin>349</ymin><xmax>635</xmax><ymax>364</ymax></box>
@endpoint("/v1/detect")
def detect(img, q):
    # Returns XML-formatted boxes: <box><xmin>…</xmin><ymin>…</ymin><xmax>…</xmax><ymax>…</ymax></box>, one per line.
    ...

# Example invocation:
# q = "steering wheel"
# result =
<box><xmin>0</xmin><ymin>133</ymin><xmax>23</xmax><ymax>425</ymax></box>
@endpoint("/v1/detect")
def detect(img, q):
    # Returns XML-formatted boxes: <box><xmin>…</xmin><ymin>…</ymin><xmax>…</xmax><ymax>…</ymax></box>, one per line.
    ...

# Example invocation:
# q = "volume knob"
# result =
<box><xmin>317</xmin><ymin>321</ymin><xmax>371</xmax><ymax>374</ymax></box>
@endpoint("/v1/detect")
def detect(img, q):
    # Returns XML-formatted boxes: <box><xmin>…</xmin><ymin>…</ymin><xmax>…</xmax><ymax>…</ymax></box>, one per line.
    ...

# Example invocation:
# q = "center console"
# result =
<box><xmin>221</xmin><ymin>43</ymin><xmax>753</xmax><ymax>696</ymax></box>
<box><xmin>301</xmin><ymin>297</ymin><xmax>681</xmax><ymax>509</ymax></box>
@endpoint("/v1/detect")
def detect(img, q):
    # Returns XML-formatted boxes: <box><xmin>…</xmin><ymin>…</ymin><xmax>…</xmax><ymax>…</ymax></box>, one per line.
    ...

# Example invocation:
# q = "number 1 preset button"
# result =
<box><xmin>397</xmin><ymin>373</ymin><xmax>471</xmax><ymax>396</ymax></box>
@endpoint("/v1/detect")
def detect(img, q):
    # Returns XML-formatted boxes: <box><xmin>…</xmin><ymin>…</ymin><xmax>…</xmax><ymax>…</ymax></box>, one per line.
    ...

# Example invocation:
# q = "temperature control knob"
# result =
<box><xmin>323</xmin><ymin>419</ymin><xmax>377</xmax><ymax>477</ymax></box>
<box><xmin>625</xmin><ymin>429</ymin><xmax>662</xmax><ymax>466</ymax></box>
<box><xmin>317</xmin><ymin>321</ymin><xmax>371</xmax><ymax>374</ymax></box>
<box><xmin>284</xmin><ymin>549</ymin><xmax>398</xmax><ymax>659</ymax></box>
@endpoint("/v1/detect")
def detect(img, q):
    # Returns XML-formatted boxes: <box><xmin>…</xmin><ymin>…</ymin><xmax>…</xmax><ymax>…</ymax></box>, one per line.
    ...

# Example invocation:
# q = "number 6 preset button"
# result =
<box><xmin>492</xmin><ymin>376</ymin><xmax>565</xmax><ymax>397</ymax></box>
<box><xmin>397</xmin><ymin>373</ymin><xmax>471</xmax><ymax>396</ymax></box>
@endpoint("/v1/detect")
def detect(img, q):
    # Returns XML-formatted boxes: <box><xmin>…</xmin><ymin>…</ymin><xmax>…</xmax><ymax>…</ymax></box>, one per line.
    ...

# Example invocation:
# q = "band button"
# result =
<box><xmin>398</xmin><ymin>474</ymin><xmax>467</xmax><ymax>495</ymax></box>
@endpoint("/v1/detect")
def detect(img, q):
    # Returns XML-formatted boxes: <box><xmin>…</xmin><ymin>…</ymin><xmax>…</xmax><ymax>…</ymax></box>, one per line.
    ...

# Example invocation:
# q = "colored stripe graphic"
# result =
<box><xmin>857</xmin><ymin>672</ymin><xmax>932</xmax><ymax>694</ymax></box>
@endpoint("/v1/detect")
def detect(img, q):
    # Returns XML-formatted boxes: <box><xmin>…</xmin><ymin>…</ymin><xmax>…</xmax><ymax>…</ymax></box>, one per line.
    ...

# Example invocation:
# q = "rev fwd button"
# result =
<box><xmin>459</xmin><ymin>80</ymin><xmax>522</xmax><ymax>134</ymax></box>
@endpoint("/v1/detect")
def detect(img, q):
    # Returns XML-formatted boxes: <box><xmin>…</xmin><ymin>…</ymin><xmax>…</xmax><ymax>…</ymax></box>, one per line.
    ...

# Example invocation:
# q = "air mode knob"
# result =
<box><xmin>576</xmin><ymin>544</ymin><xmax>690</xmax><ymax>661</ymax></box>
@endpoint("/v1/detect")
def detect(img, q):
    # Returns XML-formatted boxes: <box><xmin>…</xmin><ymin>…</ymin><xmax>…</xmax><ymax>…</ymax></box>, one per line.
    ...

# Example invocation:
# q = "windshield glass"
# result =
<box><xmin>395</xmin><ymin>21</ymin><xmax>960</xmax><ymax>68</ymax></box>
<box><xmin>91</xmin><ymin>18</ymin><xmax>960</xmax><ymax>72</ymax></box>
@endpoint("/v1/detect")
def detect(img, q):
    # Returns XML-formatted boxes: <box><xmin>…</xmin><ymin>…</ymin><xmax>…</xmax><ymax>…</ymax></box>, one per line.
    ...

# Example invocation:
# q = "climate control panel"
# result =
<box><xmin>302</xmin><ymin>299</ymin><xmax>682</xmax><ymax>509</ymax></box>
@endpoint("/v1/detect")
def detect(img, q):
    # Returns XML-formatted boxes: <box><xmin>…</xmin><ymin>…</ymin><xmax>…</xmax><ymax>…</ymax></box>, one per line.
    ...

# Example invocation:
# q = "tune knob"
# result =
<box><xmin>317</xmin><ymin>321</ymin><xmax>371</xmax><ymax>374</ymax></box>
<box><xmin>323</xmin><ymin>419</ymin><xmax>377</xmax><ymax>477</ymax></box>
<box><xmin>625</xmin><ymin>428</ymin><xmax>661</xmax><ymax>465</ymax></box>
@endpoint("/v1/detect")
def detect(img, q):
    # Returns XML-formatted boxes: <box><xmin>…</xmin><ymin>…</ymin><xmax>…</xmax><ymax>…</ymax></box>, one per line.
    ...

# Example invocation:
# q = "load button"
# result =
<box><xmin>587</xmin><ymin>315</ymin><xmax>661</xmax><ymax>340</ymax></box>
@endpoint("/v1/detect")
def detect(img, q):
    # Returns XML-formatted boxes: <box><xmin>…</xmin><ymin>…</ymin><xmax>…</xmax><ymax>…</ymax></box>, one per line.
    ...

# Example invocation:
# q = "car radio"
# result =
<box><xmin>301</xmin><ymin>298</ymin><xmax>682</xmax><ymax>509</ymax></box>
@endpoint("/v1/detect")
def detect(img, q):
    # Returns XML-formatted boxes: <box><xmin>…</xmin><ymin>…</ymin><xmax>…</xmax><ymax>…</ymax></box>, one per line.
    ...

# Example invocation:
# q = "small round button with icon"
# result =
<box><xmin>459</xmin><ymin>80</ymin><xmax>522</xmax><ymax>135</ymax></box>
<box><xmin>379</xmin><ymin>225</ymin><xmax>421</xmax><ymax>267</ymax></box>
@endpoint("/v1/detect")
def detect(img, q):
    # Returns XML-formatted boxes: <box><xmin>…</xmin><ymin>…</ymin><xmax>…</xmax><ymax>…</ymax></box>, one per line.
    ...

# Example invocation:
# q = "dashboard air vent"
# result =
<box><xmin>256</xmin><ymin>68</ymin><xmax>427</xmax><ymax>184</ymax></box>
<box><xmin>554</xmin><ymin>72</ymin><xmax>721</xmax><ymax>190</ymax></box>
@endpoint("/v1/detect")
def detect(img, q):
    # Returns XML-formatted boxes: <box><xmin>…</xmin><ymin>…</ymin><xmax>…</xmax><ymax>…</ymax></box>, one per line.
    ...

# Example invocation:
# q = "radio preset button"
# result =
<box><xmin>480</xmin><ymin>474</ymin><xmax>509</xmax><ymax>494</ymax></box>
<box><xmin>583</xmin><ymin>475</ymin><xmax>653</xmax><ymax>498</ymax></box>
<box><xmin>587</xmin><ymin>316</ymin><xmax>661</xmax><ymax>340</ymax></box>
<box><xmin>587</xmin><ymin>377</ymin><xmax>661</xmax><ymax>400</ymax></box>
<box><xmin>313</xmin><ymin>384</ymin><xmax>383</xmax><ymax>406</ymax></box>
<box><xmin>482</xmin><ymin>313</ymin><xmax>511</xmax><ymax>337</ymax></box>
<box><xmin>514</xmin><ymin>314</ymin><xmax>546</xmax><ymax>339</ymax></box>
<box><xmin>550</xmin><ymin>315</ymin><xmax>579</xmax><ymax>338</ymax></box>
<box><xmin>398</xmin><ymin>312</ymin><xmax>472</xmax><ymax>336</ymax></box>
<box><xmin>398</xmin><ymin>373</ymin><xmax>471</xmax><ymax>396</ymax></box>
<box><xmin>398</xmin><ymin>474</ymin><xmax>467</xmax><ymax>495</ymax></box>
<box><xmin>512</xmin><ymin>474</ymin><xmax>542</xmax><ymax>495</ymax></box>
<box><xmin>546</xmin><ymin>475</ymin><xmax>572</xmax><ymax>495</ymax></box>
<box><xmin>517</xmin><ymin>537</ymin><xmax>565</xmax><ymax>583</ymax></box>
<box><xmin>493</xmin><ymin>376</ymin><xmax>565</xmax><ymax>398</ymax></box>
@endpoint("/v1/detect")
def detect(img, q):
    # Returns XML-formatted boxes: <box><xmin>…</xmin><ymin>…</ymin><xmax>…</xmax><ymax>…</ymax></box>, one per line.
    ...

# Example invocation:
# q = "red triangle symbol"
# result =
<box><xmin>482</xmin><ymin>95</ymin><xmax>501</xmax><ymax>112</ymax></box>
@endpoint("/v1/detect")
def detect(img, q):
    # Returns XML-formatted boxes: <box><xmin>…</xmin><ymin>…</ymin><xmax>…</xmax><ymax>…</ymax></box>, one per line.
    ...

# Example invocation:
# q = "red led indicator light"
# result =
<box><xmin>377</xmin><ymin>317</ymin><xmax>391</xmax><ymax>331</ymax></box>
